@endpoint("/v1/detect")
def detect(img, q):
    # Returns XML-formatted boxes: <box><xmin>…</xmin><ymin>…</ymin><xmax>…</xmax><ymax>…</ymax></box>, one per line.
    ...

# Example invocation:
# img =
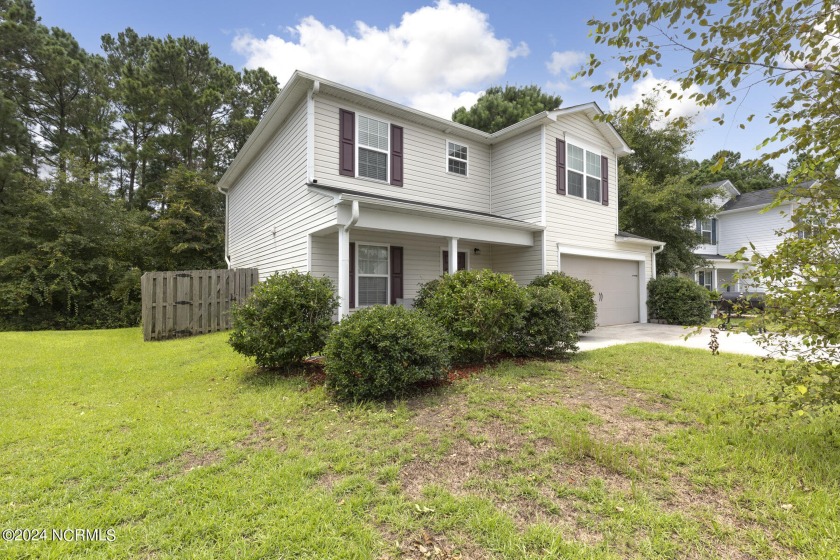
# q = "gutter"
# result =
<box><xmin>216</xmin><ymin>183</ymin><xmax>231</xmax><ymax>268</ymax></box>
<box><xmin>652</xmin><ymin>244</ymin><xmax>665</xmax><ymax>279</ymax></box>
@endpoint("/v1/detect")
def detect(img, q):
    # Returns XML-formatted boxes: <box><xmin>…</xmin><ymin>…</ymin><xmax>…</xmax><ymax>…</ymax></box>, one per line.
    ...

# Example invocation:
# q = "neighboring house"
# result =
<box><xmin>217</xmin><ymin>71</ymin><xmax>665</xmax><ymax>326</ymax></box>
<box><xmin>690</xmin><ymin>180</ymin><xmax>805</xmax><ymax>293</ymax></box>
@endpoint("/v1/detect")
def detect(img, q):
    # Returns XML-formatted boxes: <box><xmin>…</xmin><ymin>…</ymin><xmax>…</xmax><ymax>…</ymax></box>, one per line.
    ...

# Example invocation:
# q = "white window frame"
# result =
<box><xmin>356</xmin><ymin>242</ymin><xmax>390</xmax><ymax>307</ymax></box>
<box><xmin>566</xmin><ymin>138</ymin><xmax>602</xmax><ymax>203</ymax></box>
<box><xmin>446</xmin><ymin>139</ymin><xmax>469</xmax><ymax>177</ymax></box>
<box><xmin>356</xmin><ymin>113</ymin><xmax>390</xmax><ymax>183</ymax></box>
<box><xmin>697</xmin><ymin>269</ymin><xmax>713</xmax><ymax>291</ymax></box>
<box><xmin>698</xmin><ymin>219</ymin><xmax>714</xmax><ymax>244</ymax></box>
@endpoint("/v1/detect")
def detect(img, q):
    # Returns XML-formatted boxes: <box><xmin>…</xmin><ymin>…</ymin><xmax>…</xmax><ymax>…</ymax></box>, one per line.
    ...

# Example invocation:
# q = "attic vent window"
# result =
<box><xmin>447</xmin><ymin>141</ymin><xmax>468</xmax><ymax>176</ymax></box>
<box><xmin>358</xmin><ymin>115</ymin><xmax>389</xmax><ymax>182</ymax></box>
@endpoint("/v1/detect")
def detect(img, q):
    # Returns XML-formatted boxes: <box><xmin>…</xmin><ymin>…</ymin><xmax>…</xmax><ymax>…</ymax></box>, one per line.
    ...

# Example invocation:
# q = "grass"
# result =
<box><xmin>1</xmin><ymin>329</ymin><xmax>838</xmax><ymax>559</ymax></box>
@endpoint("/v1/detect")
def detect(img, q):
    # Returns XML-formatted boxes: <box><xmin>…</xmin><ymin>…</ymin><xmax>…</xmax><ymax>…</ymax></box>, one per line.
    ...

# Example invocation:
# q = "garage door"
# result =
<box><xmin>562</xmin><ymin>255</ymin><xmax>640</xmax><ymax>326</ymax></box>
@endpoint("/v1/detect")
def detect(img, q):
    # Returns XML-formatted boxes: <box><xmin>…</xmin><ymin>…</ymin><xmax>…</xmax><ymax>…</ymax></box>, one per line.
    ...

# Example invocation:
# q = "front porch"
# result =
<box><xmin>307</xmin><ymin>184</ymin><xmax>545</xmax><ymax>317</ymax></box>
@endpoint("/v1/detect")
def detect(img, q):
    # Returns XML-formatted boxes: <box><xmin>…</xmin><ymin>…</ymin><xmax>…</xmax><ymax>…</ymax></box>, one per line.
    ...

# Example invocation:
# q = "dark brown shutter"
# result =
<box><xmin>339</xmin><ymin>109</ymin><xmax>355</xmax><ymax>177</ymax></box>
<box><xmin>349</xmin><ymin>242</ymin><xmax>355</xmax><ymax>309</ymax></box>
<box><xmin>442</xmin><ymin>251</ymin><xmax>449</xmax><ymax>274</ymax></box>
<box><xmin>390</xmin><ymin>246</ymin><xmax>403</xmax><ymax>304</ymax></box>
<box><xmin>601</xmin><ymin>155</ymin><xmax>609</xmax><ymax>206</ymax></box>
<box><xmin>390</xmin><ymin>124</ymin><xmax>403</xmax><ymax>186</ymax></box>
<box><xmin>712</xmin><ymin>218</ymin><xmax>718</xmax><ymax>244</ymax></box>
<box><xmin>457</xmin><ymin>252</ymin><xmax>466</xmax><ymax>271</ymax></box>
<box><xmin>556</xmin><ymin>139</ymin><xmax>566</xmax><ymax>195</ymax></box>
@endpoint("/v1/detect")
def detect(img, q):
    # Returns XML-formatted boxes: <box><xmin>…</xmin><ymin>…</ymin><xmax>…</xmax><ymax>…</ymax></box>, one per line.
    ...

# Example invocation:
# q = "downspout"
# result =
<box><xmin>345</xmin><ymin>199</ymin><xmax>360</xmax><ymax>231</ymax></box>
<box><xmin>652</xmin><ymin>244</ymin><xmax>665</xmax><ymax>279</ymax></box>
<box><xmin>217</xmin><ymin>184</ymin><xmax>231</xmax><ymax>268</ymax></box>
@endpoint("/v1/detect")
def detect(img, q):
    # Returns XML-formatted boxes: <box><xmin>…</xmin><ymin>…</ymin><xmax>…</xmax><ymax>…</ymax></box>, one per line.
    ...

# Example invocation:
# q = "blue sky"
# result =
<box><xmin>33</xmin><ymin>0</ymin><xmax>785</xmax><ymax>171</ymax></box>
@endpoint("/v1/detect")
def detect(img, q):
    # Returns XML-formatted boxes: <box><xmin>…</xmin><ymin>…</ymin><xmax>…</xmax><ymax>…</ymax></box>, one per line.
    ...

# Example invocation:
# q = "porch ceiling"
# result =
<box><xmin>309</xmin><ymin>183</ymin><xmax>541</xmax><ymax>247</ymax></box>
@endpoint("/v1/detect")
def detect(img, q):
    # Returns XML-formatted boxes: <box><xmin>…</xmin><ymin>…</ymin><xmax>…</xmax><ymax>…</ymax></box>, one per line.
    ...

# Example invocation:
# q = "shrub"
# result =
<box><xmin>415</xmin><ymin>269</ymin><xmax>526</xmax><ymax>364</ymax></box>
<box><xmin>510</xmin><ymin>285</ymin><xmax>579</xmax><ymax>359</ymax></box>
<box><xmin>647</xmin><ymin>276</ymin><xmax>712</xmax><ymax>326</ymax></box>
<box><xmin>228</xmin><ymin>271</ymin><xmax>338</xmax><ymax>369</ymax></box>
<box><xmin>529</xmin><ymin>272</ymin><xmax>597</xmax><ymax>333</ymax></box>
<box><xmin>324</xmin><ymin>305</ymin><xmax>451</xmax><ymax>401</ymax></box>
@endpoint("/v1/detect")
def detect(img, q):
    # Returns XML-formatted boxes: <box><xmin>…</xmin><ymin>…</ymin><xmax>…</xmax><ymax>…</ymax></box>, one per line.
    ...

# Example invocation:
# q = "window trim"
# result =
<box><xmin>697</xmin><ymin>269</ymin><xmax>714</xmax><ymax>291</ymax></box>
<box><xmin>356</xmin><ymin>113</ymin><xmax>390</xmax><ymax>184</ymax></box>
<box><xmin>445</xmin><ymin>139</ymin><xmax>469</xmax><ymax>177</ymax></box>
<box><xmin>355</xmin><ymin>242</ymin><xmax>390</xmax><ymax>307</ymax></box>
<box><xmin>565</xmin><ymin>138</ymin><xmax>602</xmax><ymax>204</ymax></box>
<box><xmin>439</xmin><ymin>247</ymin><xmax>469</xmax><ymax>275</ymax></box>
<box><xmin>698</xmin><ymin>219</ymin><xmax>714</xmax><ymax>244</ymax></box>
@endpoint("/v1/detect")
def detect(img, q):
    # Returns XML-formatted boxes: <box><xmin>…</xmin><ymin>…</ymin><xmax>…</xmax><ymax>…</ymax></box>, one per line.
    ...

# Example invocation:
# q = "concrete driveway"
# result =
<box><xmin>578</xmin><ymin>323</ymin><xmax>770</xmax><ymax>357</ymax></box>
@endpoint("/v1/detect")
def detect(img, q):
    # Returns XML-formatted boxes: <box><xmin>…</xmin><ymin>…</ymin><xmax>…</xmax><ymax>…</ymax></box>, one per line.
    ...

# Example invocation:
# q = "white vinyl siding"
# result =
<box><xmin>490</xmin><ymin>127</ymin><xmax>542</xmax><ymax>223</ymax></box>
<box><xmin>544</xmin><ymin>114</ymin><xmax>620</xmax><ymax>262</ymax></box>
<box><xmin>227</xmin><ymin>100</ymin><xmax>334</xmax><ymax>279</ymax></box>
<box><xmin>313</xmin><ymin>94</ymin><xmax>491</xmax><ymax>212</ymax></box>
<box><xmin>491</xmin><ymin>231</ymin><xmax>544</xmax><ymax>285</ymax></box>
<box><xmin>717</xmin><ymin>204</ymin><xmax>792</xmax><ymax>257</ymax></box>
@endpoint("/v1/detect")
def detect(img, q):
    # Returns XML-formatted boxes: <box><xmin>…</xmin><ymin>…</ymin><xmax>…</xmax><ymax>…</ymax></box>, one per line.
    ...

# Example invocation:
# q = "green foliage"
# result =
<box><xmin>452</xmin><ymin>85</ymin><xmax>562</xmax><ymax>133</ymax></box>
<box><xmin>586</xmin><ymin>0</ymin><xmax>840</xmax><ymax>412</ymax></box>
<box><xmin>689</xmin><ymin>150</ymin><xmax>781</xmax><ymax>194</ymax></box>
<box><xmin>415</xmin><ymin>270</ymin><xmax>526</xmax><ymax>364</ymax></box>
<box><xmin>324</xmin><ymin>305</ymin><xmax>450</xmax><ymax>401</ymax></box>
<box><xmin>647</xmin><ymin>276</ymin><xmax>711</xmax><ymax>326</ymax></box>
<box><xmin>530</xmin><ymin>271</ymin><xmax>597</xmax><ymax>333</ymax></box>
<box><xmin>735</xmin><ymin>182</ymin><xmax>840</xmax><ymax>414</ymax></box>
<box><xmin>228</xmin><ymin>271</ymin><xmax>338</xmax><ymax>369</ymax></box>
<box><xmin>612</xmin><ymin>101</ymin><xmax>719</xmax><ymax>274</ymax></box>
<box><xmin>509</xmin><ymin>285</ymin><xmax>578</xmax><ymax>359</ymax></box>
<box><xmin>0</xmin><ymin>2</ymin><xmax>281</xmax><ymax>329</ymax></box>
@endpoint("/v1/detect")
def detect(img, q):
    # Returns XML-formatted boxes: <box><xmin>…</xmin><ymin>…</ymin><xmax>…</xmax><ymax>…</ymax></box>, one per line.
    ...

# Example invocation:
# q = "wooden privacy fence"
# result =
<box><xmin>141</xmin><ymin>268</ymin><xmax>259</xmax><ymax>341</ymax></box>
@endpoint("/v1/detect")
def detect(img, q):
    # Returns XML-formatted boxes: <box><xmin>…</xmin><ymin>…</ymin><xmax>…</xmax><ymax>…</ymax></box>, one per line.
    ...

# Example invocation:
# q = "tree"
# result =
<box><xmin>689</xmin><ymin>150</ymin><xmax>781</xmax><ymax>193</ymax></box>
<box><xmin>452</xmin><ymin>85</ymin><xmax>562</xmax><ymax>133</ymax></box>
<box><xmin>613</xmin><ymin>101</ymin><xmax>718</xmax><ymax>274</ymax></box>
<box><xmin>586</xmin><ymin>0</ymin><xmax>840</xmax><ymax>413</ymax></box>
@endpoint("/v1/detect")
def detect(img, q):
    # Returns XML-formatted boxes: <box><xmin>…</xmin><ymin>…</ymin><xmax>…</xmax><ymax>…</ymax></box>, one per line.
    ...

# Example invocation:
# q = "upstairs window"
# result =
<box><xmin>696</xmin><ymin>218</ymin><xmax>717</xmax><ymax>244</ymax></box>
<box><xmin>358</xmin><ymin>115</ymin><xmax>389</xmax><ymax>182</ymax></box>
<box><xmin>567</xmin><ymin>143</ymin><xmax>601</xmax><ymax>202</ymax></box>
<box><xmin>447</xmin><ymin>141</ymin><xmax>468</xmax><ymax>176</ymax></box>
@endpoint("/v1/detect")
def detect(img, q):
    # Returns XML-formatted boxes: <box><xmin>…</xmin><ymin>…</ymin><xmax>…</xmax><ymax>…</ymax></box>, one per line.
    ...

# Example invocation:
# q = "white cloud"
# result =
<box><xmin>607</xmin><ymin>74</ymin><xmax>716</xmax><ymax>127</ymax></box>
<box><xmin>546</xmin><ymin>50</ymin><xmax>586</xmax><ymax>76</ymax></box>
<box><xmin>232</xmin><ymin>1</ymin><xmax>527</xmax><ymax>117</ymax></box>
<box><xmin>408</xmin><ymin>90</ymin><xmax>483</xmax><ymax>119</ymax></box>
<box><xmin>544</xmin><ymin>50</ymin><xmax>587</xmax><ymax>93</ymax></box>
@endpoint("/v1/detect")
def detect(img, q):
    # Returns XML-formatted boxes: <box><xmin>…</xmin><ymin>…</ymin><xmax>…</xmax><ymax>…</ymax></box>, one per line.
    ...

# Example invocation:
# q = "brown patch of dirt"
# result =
<box><xmin>379</xmin><ymin>528</ymin><xmax>489</xmax><ymax>560</ymax></box>
<box><xmin>155</xmin><ymin>448</ymin><xmax>222</xmax><ymax>481</ymax></box>
<box><xmin>447</xmin><ymin>363</ymin><xmax>486</xmax><ymax>382</ymax></box>
<box><xmin>663</xmin><ymin>476</ymin><xmax>798</xmax><ymax>560</ymax></box>
<box><xmin>236</xmin><ymin>420</ymin><xmax>285</xmax><ymax>451</ymax></box>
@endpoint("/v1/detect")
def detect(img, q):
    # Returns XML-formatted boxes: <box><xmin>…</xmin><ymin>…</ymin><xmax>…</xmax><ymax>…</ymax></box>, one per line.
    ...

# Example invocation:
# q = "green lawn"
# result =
<box><xmin>1</xmin><ymin>329</ymin><xmax>837</xmax><ymax>559</ymax></box>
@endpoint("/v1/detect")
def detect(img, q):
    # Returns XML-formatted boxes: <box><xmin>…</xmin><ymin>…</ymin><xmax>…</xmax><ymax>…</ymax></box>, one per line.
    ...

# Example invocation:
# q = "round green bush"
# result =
<box><xmin>529</xmin><ymin>271</ymin><xmax>597</xmax><ymax>333</ymax></box>
<box><xmin>228</xmin><ymin>271</ymin><xmax>338</xmax><ymax>369</ymax></box>
<box><xmin>324</xmin><ymin>305</ymin><xmax>451</xmax><ymax>401</ymax></box>
<box><xmin>510</xmin><ymin>285</ymin><xmax>579</xmax><ymax>359</ymax></box>
<box><xmin>415</xmin><ymin>269</ymin><xmax>526</xmax><ymax>364</ymax></box>
<box><xmin>647</xmin><ymin>276</ymin><xmax>712</xmax><ymax>326</ymax></box>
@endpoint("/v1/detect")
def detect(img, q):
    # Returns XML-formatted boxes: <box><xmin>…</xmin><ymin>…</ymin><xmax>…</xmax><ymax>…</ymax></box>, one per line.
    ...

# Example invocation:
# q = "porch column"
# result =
<box><xmin>448</xmin><ymin>237</ymin><xmax>459</xmax><ymax>274</ymax></box>
<box><xmin>338</xmin><ymin>228</ymin><xmax>350</xmax><ymax>319</ymax></box>
<box><xmin>712</xmin><ymin>268</ymin><xmax>718</xmax><ymax>292</ymax></box>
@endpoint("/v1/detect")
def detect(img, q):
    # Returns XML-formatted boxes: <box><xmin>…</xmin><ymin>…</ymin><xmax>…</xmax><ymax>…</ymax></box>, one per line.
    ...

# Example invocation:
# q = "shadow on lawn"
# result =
<box><xmin>238</xmin><ymin>358</ymin><xmax>326</xmax><ymax>391</ymax></box>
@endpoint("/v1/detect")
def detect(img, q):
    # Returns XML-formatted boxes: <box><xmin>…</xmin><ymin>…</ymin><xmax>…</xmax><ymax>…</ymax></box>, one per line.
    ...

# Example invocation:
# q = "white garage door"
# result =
<box><xmin>562</xmin><ymin>255</ymin><xmax>640</xmax><ymax>326</ymax></box>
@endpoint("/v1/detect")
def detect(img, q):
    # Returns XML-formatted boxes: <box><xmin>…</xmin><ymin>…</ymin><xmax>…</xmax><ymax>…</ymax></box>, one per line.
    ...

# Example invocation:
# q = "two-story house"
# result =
<box><xmin>217</xmin><ymin>71</ymin><xmax>664</xmax><ymax>326</ymax></box>
<box><xmin>691</xmin><ymin>181</ymin><xmax>804</xmax><ymax>293</ymax></box>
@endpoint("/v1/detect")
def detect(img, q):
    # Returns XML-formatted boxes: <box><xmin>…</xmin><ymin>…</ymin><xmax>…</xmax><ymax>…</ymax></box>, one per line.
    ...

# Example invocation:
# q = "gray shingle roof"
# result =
<box><xmin>719</xmin><ymin>181</ymin><xmax>815</xmax><ymax>211</ymax></box>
